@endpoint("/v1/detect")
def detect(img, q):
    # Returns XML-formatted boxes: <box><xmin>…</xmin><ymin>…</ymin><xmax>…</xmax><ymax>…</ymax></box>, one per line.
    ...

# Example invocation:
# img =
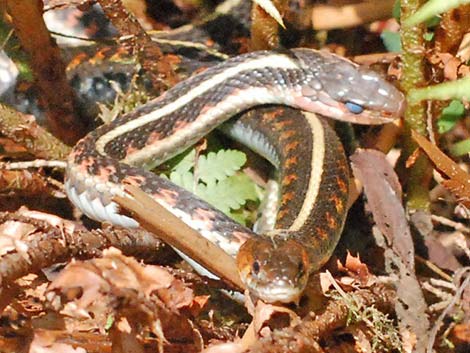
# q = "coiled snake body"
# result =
<box><xmin>65</xmin><ymin>48</ymin><xmax>404</xmax><ymax>303</ymax></box>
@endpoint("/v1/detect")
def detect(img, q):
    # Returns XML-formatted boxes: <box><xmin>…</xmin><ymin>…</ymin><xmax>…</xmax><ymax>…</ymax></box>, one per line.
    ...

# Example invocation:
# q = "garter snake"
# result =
<box><xmin>65</xmin><ymin>48</ymin><xmax>405</xmax><ymax>303</ymax></box>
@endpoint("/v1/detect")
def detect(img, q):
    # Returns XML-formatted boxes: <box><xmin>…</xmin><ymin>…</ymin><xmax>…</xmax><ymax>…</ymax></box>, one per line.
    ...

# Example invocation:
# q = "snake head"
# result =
<box><xmin>236</xmin><ymin>238</ymin><xmax>310</xmax><ymax>304</ymax></box>
<box><xmin>292</xmin><ymin>48</ymin><xmax>406</xmax><ymax>124</ymax></box>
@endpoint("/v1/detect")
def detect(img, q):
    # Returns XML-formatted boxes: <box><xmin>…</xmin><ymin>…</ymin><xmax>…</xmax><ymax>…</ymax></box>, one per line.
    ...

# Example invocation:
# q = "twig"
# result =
<box><xmin>97</xmin><ymin>0</ymin><xmax>178</xmax><ymax>90</ymax></box>
<box><xmin>0</xmin><ymin>169</ymin><xmax>51</xmax><ymax>196</ymax></box>
<box><xmin>352</xmin><ymin>52</ymin><xmax>400</xmax><ymax>65</ymax></box>
<box><xmin>0</xmin><ymin>104</ymin><xmax>71</xmax><ymax>160</ymax></box>
<box><xmin>0</xmin><ymin>211</ymin><xmax>168</xmax><ymax>312</ymax></box>
<box><xmin>5</xmin><ymin>0</ymin><xmax>87</xmax><ymax>144</ymax></box>
<box><xmin>311</xmin><ymin>0</ymin><xmax>396</xmax><ymax>30</ymax></box>
<box><xmin>114</xmin><ymin>185</ymin><xmax>244</xmax><ymax>291</ymax></box>
<box><xmin>430</xmin><ymin>214</ymin><xmax>470</xmax><ymax>234</ymax></box>
<box><xmin>416</xmin><ymin>256</ymin><xmax>454</xmax><ymax>282</ymax></box>
<box><xmin>0</xmin><ymin>160</ymin><xmax>66</xmax><ymax>170</ymax></box>
<box><xmin>427</xmin><ymin>268</ymin><xmax>470</xmax><ymax>353</ymax></box>
<box><xmin>412</xmin><ymin>130</ymin><xmax>470</xmax><ymax>208</ymax></box>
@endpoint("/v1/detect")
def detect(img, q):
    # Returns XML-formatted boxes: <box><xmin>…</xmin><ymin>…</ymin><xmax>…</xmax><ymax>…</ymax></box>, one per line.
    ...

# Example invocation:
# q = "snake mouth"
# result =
<box><xmin>242</xmin><ymin>277</ymin><xmax>305</xmax><ymax>304</ymax></box>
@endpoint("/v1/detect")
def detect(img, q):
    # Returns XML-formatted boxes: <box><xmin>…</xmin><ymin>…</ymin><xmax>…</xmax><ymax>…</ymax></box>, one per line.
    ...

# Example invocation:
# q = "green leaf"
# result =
<box><xmin>229</xmin><ymin>208</ymin><xmax>257</xmax><ymax>226</ymax></box>
<box><xmin>196</xmin><ymin>173</ymin><xmax>258</xmax><ymax>215</ymax></box>
<box><xmin>423</xmin><ymin>32</ymin><xmax>434</xmax><ymax>41</ymax></box>
<box><xmin>161</xmin><ymin>148</ymin><xmax>261</xmax><ymax>225</ymax></box>
<box><xmin>392</xmin><ymin>0</ymin><xmax>401</xmax><ymax>21</ymax></box>
<box><xmin>425</xmin><ymin>16</ymin><xmax>441</xmax><ymax>28</ymax></box>
<box><xmin>450</xmin><ymin>139</ymin><xmax>470</xmax><ymax>157</ymax></box>
<box><xmin>381</xmin><ymin>31</ymin><xmax>402</xmax><ymax>52</ymax></box>
<box><xmin>169</xmin><ymin>170</ymin><xmax>196</xmax><ymax>193</ymax></box>
<box><xmin>229</xmin><ymin>211</ymin><xmax>248</xmax><ymax>225</ymax></box>
<box><xmin>172</xmin><ymin>149</ymin><xmax>196</xmax><ymax>174</ymax></box>
<box><xmin>437</xmin><ymin>100</ymin><xmax>465</xmax><ymax>133</ymax></box>
<box><xmin>403</xmin><ymin>0</ymin><xmax>470</xmax><ymax>27</ymax></box>
<box><xmin>105</xmin><ymin>314</ymin><xmax>115</xmax><ymax>331</ymax></box>
<box><xmin>408</xmin><ymin>76</ymin><xmax>470</xmax><ymax>103</ymax></box>
<box><xmin>197</xmin><ymin>150</ymin><xmax>247</xmax><ymax>186</ymax></box>
<box><xmin>163</xmin><ymin>148</ymin><xmax>196</xmax><ymax>174</ymax></box>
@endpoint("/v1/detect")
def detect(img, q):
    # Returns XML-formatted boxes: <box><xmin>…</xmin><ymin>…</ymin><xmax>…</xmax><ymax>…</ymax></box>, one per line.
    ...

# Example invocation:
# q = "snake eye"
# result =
<box><xmin>345</xmin><ymin>101</ymin><xmax>364</xmax><ymax>114</ymax></box>
<box><xmin>252</xmin><ymin>261</ymin><xmax>260</xmax><ymax>275</ymax></box>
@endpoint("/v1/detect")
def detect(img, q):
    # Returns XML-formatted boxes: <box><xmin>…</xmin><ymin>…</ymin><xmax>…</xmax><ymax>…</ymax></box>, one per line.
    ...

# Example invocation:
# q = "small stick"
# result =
<box><xmin>311</xmin><ymin>0</ymin><xmax>395</xmax><ymax>30</ymax></box>
<box><xmin>114</xmin><ymin>185</ymin><xmax>245</xmax><ymax>291</ymax></box>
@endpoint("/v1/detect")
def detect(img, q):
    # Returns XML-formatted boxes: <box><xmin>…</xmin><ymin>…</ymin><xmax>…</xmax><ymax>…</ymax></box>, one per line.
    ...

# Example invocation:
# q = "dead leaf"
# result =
<box><xmin>48</xmin><ymin>248</ymin><xmax>175</xmax><ymax>308</ymax></box>
<box><xmin>252</xmin><ymin>300</ymin><xmax>299</xmax><ymax>337</ymax></box>
<box><xmin>29</xmin><ymin>330</ymin><xmax>87</xmax><ymax>353</ymax></box>
<box><xmin>351</xmin><ymin>149</ymin><xmax>411</xmax><ymax>265</ymax></box>
<box><xmin>337</xmin><ymin>252</ymin><xmax>371</xmax><ymax>286</ymax></box>
<box><xmin>0</xmin><ymin>220</ymin><xmax>34</xmax><ymax>257</ymax></box>
<box><xmin>453</xmin><ymin>323</ymin><xmax>470</xmax><ymax>343</ymax></box>
<box><xmin>351</xmin><ymin>149</ymin><xmax>430</xmax><ymax>351</ymax></box>
<box><xmin>352</xmin><ymin>326</ymin><xmax>373</xmax><ymax>353</ymax></box>
<box><xmin>427</xmin><ymin>53</ymin><xmax>462</xmax><ymax>80</ymax></box>
<box><xmin>319</xmin><ymin>272</ymin><xmax>334</xmax><ymax>294</ymax></box>
<box><xmin>156</xmin><ymin>276</ymin><xmax>196</xmax><ymax>312</ymax></box>
<box><xmin>202</xmin><ymin>341</ymin><xmax>244</xmax><ymax>353</ymax></box>
<box><xmin>412</xmin><ymin>130</ymin><xmax>470</xmax><ymax>208</ymax></box>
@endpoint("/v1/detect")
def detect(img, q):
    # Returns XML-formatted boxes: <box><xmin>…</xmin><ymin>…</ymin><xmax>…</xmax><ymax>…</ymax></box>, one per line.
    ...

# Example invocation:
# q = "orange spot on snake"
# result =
<box><xmin>122</xmin><ymin>175</ymin><xmax>146</xmax><ymax>186</ymax></box>
<box><xmin>232</xmin><ymin>231</ymin><xmax>252</xmax><ymax>244</ymax></box>
<box><xmin>261</xmin><ymin>108</ymin><xmax>285</xmax><ymax>123</ymax></box>
<box><xmin>67</xmin><ymin>53</ymin><xmax>88</xmax><ymax>70</ymax></box>
<box><xmin>329</xmin><ymin>194</ymin><xmax>344</xmax><ymax>213</ymax></box>
<box><xmin>325</xmin><ymin>212</ymin><xmax>337</xmax><ymax>229</ymax></box>
<box><xmin>96</xmin><ymin>165</ymin><xmax>117</xmax><ymax>181</ymax></box>
<box><xmin>284</xmin><ymin>141</ymin><xmax>300</xmax><ymax>153</ymax></box>
<box><xmin>154</xmin><ymin>189</ymin><xmax>179</xmax><ymax>207</ymax></box>
<box><xmin>174</xmin><ymin>119</ymin><xmax>189</xmax><ymax>130</ymax></box>
<box><xmin>281</xmin><ymin>192</ymin><xmax>295</xmax><ymax>205</ymax></box>
<box><xmin>315</xmin><ymin>226</ymin><xmax>329</xmax><ymax>240</ymax></box>
<box><xmin>336</xmin><ymin>176</ymin><xmax>348</xmax><ymax>193</ymax></box>
<box><xmin>284</xmin><ymin>156</ymin><xmax>298</xmax><ymax>168</ymax></box>
<box><xmin>279</xmin><ymin>130</ymin><xmax>296</xmax><ymax>141</ymax></box>
<box><xmin>125</xmin><ymin>145</ymin><xmax>139</xmax><ymax>156</ymax></box>
<box><xmin>146</xmin><ymin>131</ymin><xmax>163</xmax><ymax>145</ymax></box>
<box><xmin>272</xmin><ymin>119</ymin><xmax>293</xmax><ymax>130</ymax></box>
<box><xmin>282</xmin><ymin>174</ymin><xmax>297</xmax><ymax>186</ymax></box>
<box><xmin>193</xmin><ymin>208</ymin><xmax>216</xmax><ymax>226</ymax></box>
<box><xmin>276</xmin><ymin>209</ymin><xmax>289</xmax><ymax>221</ymax></box>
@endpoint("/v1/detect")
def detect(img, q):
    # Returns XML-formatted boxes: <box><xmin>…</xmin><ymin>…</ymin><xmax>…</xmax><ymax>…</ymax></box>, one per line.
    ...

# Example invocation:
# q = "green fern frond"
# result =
<box><xmin>196</xmin><ymin>150</ymin><xmax>247</xmax><ymax>186</ymax></box>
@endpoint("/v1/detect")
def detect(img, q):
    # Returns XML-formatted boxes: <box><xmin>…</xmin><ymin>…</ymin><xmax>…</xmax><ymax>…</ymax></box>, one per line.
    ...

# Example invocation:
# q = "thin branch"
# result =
<box><xmin>311</xmin><ymin>0</ymin><xmax>395</xmax><ymax>30</ymax></box>
<box><xmin>97</xmin><ymin>0</ymin><xmax>178</xmax><ymax>90</ymax></box>
<box><xmin>0</xmin><ymin>211</ymin><xmax>168</xmax><ymax>312</ymax></box>
<box><xmin>0</xmin><ymin>102</ymin><xmax>71</xmax><ymax>161</ymax></box>
<box><xmin>5</xmin><ymin>0</ymin><xmax>87</xmax><ymax>144</ymax></box>
<box><xmin>114</xmin><ymin>185</ymin><xmax>244</xmax><ymax>291</ymax></box>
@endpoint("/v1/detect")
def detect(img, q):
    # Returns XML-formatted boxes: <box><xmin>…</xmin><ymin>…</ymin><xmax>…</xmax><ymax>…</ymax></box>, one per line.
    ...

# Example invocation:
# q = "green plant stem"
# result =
<box><xmin>400</xmin><ymin>0</ymin><xmax>432</xmax><ymax>210</ymax></box>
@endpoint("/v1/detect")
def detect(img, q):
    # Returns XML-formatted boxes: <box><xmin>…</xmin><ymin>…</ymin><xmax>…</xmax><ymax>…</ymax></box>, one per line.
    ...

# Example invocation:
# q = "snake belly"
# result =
<box><xmin>65</xmin><ymin>48</ymin><xmax>405</xmax><ymax>303</ymax></box>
